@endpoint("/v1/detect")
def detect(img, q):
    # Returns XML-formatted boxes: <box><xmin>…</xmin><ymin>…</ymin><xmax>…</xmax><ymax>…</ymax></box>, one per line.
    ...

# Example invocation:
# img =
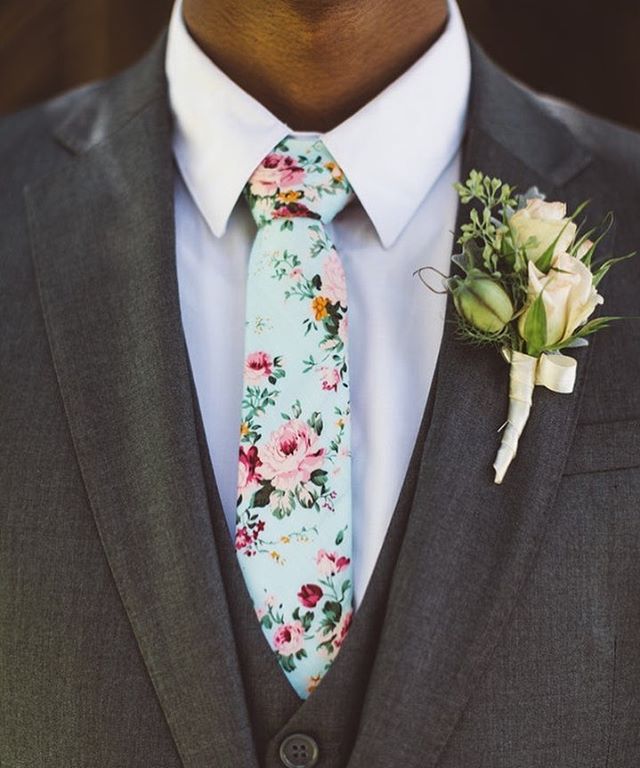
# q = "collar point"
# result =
<box><xmin>210</xmin><ymin>222</ymin><xmax>228</xmax><ymax>239</ymax></box>
<box><xmin>367</xmin><ymin>217</ymin><xmax>406</xmax><ymax>250</ymax></box>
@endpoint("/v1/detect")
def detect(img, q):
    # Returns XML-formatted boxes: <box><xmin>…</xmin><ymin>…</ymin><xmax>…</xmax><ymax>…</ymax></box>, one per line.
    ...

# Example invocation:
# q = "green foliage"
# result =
<box><xmin>592</xmin><ymin>253</ymin><xmax>635</xmax><ymax>288</ymax></box>
<box><xmin>310</xmin><ymin>469</ymin><xmax>328</xmax><ymax>487</ymax></box>
<box><xmin>522</xmin><ymin>292</ymin><xmax>548</xmax><ymax>357</ymax></box>
<box><xmin>252</xmin><ymin>482</ymin><xmax>274</xmax><ymax>509</ymax></box>
<box><xmin>454</xmin><ymin>170</ymin><xmax>517</xmax><ymax>210</ymax></box>
<box><xmin>431</xmin><ymin>170</ymin><xmax>632</xmax><ymax>357</ymax></box>
<box><xmin>307</xmin><ymin>411</ymin><xmax>323</xmax><ymax>436</ymax></box>
<box><xmin>242</xmin><ymin>386</ymin><xmax>279</xmax><ymax>421</ymax></box>
<box><xmin>547</xmin><ymin>316</ymin><xmax>623</xmax><ymax>352</ymax></box>
<box><xmin>322</xmin><ymin>601</ymin><xmax>342</xmax><ymax>623</ymax></box>
<box><xmin>278</xmin><ymin>654</ymin><xmax>297</xmax><ymax>673</ymax></box>
<box><xmin>536</xmin><ymin>200</ymin><xmax>590</xmax><ymax>272</ymax></box>
<box><xmin>576</xmin><ymin>211</ymin><xmax>613</xmax><ymax>268</ymax></box>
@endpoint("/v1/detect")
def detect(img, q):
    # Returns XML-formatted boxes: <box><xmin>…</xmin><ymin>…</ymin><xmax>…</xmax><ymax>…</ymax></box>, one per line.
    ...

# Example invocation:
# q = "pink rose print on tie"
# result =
<box><xmin>273</xmin><ymin>202</ymin><xmax>321</xmax><ymax>220</ymax></box>
<box><xmin>244</xmin><ymin>351</ymin><xmax>274</xmax><ymax>384</ymax></box>
<box><xmin>338</xmin><ymin>314</ymin><xmax>348</xmax><ymax>345</ymax></box>
<box><xmin>239</xmin><ymin>139</ymin><xmax>355</xmax><ymax>697</ymax></box>
<box><xmin>248</xmin><ymin>155</ymin><xmax>280</xmax><ymax>197</ymax></box>
<box><xmin>260</xmin><ymin>419</ymin><xmax>325</xmax><ymax>491</ymax></box>
<box><xmin>236</xmin><ymin>446</ymin><xmax>266</xmax><ymax>554</ymax></box>
<box><xmin>318</xmin><ymin>366</ymin><xmax>341</xmax><ymax>392</ymax></box>
<box><xmin>333</xmin><ymin>609</ymin><xmax>353</xmax><ymax>650</ymax></box>
<box><xmin>274</xmin><ymin>621</ymin><xmax>306</xmax><ymax>655</ymax></box>
<box><xmin>298</xmin><ymin>583</ymin><xmax>324</xmax><ymax>608</ymax></box>
<box><xmin>249</xmin><ymin>153</ymin><xmax>305</xmax><ymax>196</ymax></box>
<box><xmin>235</xmin><ymin>527</ymin><xmax>253</xmax><ymax>552</ymax></box>
<box><xmin>238</xmin><ymin>445</ymin><xmax>262</xmax><ymax>492</ymax></box>
<box><xmin>322</xmin><ymin>249</ymin><xmax>348</xmax><ymax>308</ymax></box>
<box><xmin>316</xmin><ymin>549</ymin><xmax>351</xmax><ymax>577</ymax></box>
<box><xmin>277</xmin><ymin>155</ymin><xmax>306</xmax><ymax>188</ymax></box>
<box><xmin>235</xmin><ymin>517</ymin><xmax>265</xmax><ymax>556</ymax></box>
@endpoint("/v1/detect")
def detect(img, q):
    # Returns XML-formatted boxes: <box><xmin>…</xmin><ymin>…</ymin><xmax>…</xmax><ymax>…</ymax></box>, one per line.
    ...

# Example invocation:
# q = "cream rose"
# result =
<box><xmin>509</xmin><ymin>199</ymin><xmax>577</xmax><ymax>263</ymax></box>
<box><xmin>519</xmin><ymin>251</ymin><xmax>604</xmax><ymax>347</ymax></box>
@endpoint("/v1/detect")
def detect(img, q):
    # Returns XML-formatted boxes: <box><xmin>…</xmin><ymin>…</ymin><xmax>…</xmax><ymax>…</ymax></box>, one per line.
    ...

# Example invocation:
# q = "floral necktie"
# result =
<box><xmin>236</xmin><ymin>137</ymin><xmax>354</xmax><ymax>699</ymax></box>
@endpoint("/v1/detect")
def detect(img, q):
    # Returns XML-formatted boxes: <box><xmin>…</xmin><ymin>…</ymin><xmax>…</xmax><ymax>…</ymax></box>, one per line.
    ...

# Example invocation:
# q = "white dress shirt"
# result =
<box><xmin>165</xmin><ymin>0</ymin><xmax>471</xmax><ymax>607</ymax></box>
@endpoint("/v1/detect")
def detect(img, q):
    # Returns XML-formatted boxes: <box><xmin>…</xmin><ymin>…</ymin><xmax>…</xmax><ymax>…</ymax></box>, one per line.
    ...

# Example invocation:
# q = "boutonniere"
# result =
<box><xmin>419</xmin><ymin>171</ymin><xmax>634</xmax><ymax>484</ymax></box>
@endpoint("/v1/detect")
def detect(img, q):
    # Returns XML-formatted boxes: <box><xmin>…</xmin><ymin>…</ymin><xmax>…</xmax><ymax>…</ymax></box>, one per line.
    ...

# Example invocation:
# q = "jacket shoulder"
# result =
<box><xmin>537</xmin><ymin>93</ymin><xmax>640</xmax><ymax>176</ymax></box>
<box><xmin>0</xmin><ymin>32</ymin><xmax>167</xmax><ymax>193</ymax></box>
<box><xmin>0</xmin><ymin>80</ymin><xmax>103</xmax><ymax>190</ymax></box>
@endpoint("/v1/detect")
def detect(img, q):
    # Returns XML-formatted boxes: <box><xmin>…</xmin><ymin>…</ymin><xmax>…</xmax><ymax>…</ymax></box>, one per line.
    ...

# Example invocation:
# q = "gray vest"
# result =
<box><xmin>192</xmin><ymin>372</ymin><xmax>434</xmax><ymax>768</ymax></box>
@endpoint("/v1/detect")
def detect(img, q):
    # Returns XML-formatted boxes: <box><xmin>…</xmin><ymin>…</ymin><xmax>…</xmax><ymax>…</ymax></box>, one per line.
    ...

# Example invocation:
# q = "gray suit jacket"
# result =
<box><xmin>1</xmin><ymin>31</ymin><xmax>640</xmax><ymax>768</ymax></box>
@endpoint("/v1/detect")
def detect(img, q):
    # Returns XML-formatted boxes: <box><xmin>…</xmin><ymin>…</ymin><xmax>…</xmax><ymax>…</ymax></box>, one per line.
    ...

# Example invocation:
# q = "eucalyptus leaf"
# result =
<box><xmin>451</xmin><ymin>252</ymin><xmax>471</xmax><ymax>274</ymax></box>
<box><xmin>518</xmin><ymin>186</ymin><xmax>546</xmax><ymax>208</ymax></box>
<box><xmin>563</xmin><ymin>337</ymin><xmax>590</xmax><ymax>349</ymax></box>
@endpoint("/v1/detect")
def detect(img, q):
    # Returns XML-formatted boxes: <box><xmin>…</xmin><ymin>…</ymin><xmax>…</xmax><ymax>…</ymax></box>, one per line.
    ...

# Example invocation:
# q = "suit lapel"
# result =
<box><xmin>25</xmin><ymin>39</ymin><xmax>259</xmax><ymax>768</ymax></box>
<box><xmin>347</xmin><ymin>44</ymin><xmax>607</xmax><ymax>768</ymax></box>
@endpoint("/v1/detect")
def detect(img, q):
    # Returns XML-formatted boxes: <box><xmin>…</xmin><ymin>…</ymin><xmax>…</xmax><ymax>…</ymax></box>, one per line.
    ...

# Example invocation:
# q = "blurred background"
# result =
<box><xmin>1</xmin><ymin>0</ymin><xmax>639</xmax><ymax>130</ymax></box>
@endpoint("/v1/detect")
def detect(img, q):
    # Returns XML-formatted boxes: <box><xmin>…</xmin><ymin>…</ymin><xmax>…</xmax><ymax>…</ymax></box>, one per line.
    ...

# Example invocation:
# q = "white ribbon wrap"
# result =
<box><xmin>493</xmin><ymin>349</ymin><xmax>577</xmax><ymax>484</ymax></box>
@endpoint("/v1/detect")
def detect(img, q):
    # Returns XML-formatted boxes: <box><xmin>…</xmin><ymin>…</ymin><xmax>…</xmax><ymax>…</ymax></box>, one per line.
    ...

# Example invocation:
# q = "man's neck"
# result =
<box><xmin>182</xmin><ymin>0</ymin><xmax>449</xmax><ymax>132</ymax></box>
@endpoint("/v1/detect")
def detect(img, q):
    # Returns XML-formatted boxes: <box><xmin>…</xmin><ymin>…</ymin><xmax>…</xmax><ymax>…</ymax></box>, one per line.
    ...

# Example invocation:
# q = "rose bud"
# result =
<box><xmin>449</xmin><ymin>270</ymin><xmax>514</xmax><ymax>334</ymax></box>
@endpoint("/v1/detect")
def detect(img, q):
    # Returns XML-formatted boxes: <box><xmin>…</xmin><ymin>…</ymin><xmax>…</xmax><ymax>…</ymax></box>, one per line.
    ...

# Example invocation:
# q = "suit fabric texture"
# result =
<box><xmin>2</xmin><ymin>30</ymin><xmax>640</xmax><ymax>768</ymax></box>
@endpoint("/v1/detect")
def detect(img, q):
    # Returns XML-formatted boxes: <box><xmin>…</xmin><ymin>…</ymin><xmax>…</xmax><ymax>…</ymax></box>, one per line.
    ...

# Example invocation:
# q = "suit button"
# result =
<box><xmin>279</xmin><ymin>733</ymin><xmax>320</xmax><ymax>768</ymax></box>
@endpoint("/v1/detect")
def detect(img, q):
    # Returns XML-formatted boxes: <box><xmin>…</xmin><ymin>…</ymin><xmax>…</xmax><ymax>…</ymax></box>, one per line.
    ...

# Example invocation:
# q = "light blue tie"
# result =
<box><xmin>235</xmin><ymin>136</ymin><xmax>355</xmax><ymax>698</ymax></box>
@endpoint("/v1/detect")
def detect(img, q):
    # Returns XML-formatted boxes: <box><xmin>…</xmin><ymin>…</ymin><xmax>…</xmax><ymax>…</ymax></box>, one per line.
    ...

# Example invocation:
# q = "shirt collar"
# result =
<box><xmin>165</xmin><ymin>0</ymin><xmax>471</xmax><ymax>248</ymax></box>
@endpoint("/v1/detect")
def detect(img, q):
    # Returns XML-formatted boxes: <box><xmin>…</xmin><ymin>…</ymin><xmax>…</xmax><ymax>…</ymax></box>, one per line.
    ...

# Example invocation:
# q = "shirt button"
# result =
<box><xmin>279</xmin><ymin>733</ymin><xmax>320</xmax><ymax>768</ymax></box>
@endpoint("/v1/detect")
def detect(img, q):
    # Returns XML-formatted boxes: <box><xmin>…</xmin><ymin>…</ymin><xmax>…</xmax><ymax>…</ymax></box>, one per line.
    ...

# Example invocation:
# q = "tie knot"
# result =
<box><xmin>245</xmin><ymin>137</ymin><xmax>353</xmax><ymax>227</ymax></box>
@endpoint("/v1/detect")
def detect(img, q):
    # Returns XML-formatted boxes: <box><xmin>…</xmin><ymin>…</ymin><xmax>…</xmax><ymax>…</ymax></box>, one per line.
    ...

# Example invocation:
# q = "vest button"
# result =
<box><xmin>279</xmin><ymin>733</ymin><xmax>320</xmax><ymax>768</ymax></box>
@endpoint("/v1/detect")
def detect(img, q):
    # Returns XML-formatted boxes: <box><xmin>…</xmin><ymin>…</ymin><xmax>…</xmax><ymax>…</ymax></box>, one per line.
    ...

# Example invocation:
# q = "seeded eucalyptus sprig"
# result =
<box><xmin>452</xmin><ymin>173</ymin><xmax>534</xmax><ymax>329</ymax></box>
<box><xmin>454</xmin><ymin>170</ymin><xmax>517</xmax><ymax>248</ymax></box>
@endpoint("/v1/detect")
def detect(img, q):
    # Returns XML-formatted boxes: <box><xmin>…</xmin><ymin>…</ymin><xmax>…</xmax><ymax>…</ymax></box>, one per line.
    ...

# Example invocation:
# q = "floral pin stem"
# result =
<box><xmin>493</xmin><ymin>349</ymin><xmax>577</xmax><ymax>484</ymax></box>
